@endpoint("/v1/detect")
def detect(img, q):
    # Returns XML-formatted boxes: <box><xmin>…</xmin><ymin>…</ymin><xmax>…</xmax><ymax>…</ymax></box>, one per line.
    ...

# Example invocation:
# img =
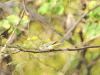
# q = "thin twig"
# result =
<box><xmin>0</xmin><ymin>10</ymin><xmax>25</xmax><ymax>52</ymax></box>
<box><xmin>73</xmin><ymin>54</ymin><xmax>100</xmax><ymax>74</ymax></box>
<box><xmin>1</xmin><ymin>44</ymin><xmax>100</xmax><ymax>54</ymax></box>
<box><xmin>73</xmin><ymin>35</ymin><xmax>100</xmax><ymax>47</ymax></box>
<box><xmin>60</xmin><ymin>3</ymin><xmax>100</xmax><ymax>42</ymax></box>
<box><xmin>16</xmin><ymin>45</ymin><xmax>100</xmax><ymax>53</ymax></box>
<box><xmin>23</xmin><ymin>0</ymin><xmax>30</xmax><ymax>34</ymax></box>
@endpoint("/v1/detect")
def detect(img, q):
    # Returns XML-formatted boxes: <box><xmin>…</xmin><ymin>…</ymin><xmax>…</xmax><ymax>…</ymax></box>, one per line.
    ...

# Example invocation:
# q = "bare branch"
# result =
<box><xmin>0</xmin><ymin>10</ymin><xmax>25</xmax><ymax>52</ymax></box>
<box><xmin>1</xmin><ymin>44</ymin><xmax>100</xmax><ymax>54</ymax></box>
<box><xmin>73</xmin><ymin>35</ymin><xmax>100</xmax><ymax>47</ymax></box>
<box><xmin>60</xmin><ymin>3</ymin><xmax>100</xmax><ymax>42</ymax></box>
<box><xmin>16</xmin><ymin>45</ymin><xmax>100</xmax><ymax>53</ymax></box>
<box><xmin>23</xmin><ymin>0</ymin><xmax>30</xmax><ymax>34</ymax></box>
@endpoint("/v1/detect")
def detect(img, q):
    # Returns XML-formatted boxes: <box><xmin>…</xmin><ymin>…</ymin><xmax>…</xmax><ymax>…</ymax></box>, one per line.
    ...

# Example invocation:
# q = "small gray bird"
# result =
<box><xmin>39</xmin><ymin>41</ymin><xmax>62</xmax><ymax>51</ymax></box>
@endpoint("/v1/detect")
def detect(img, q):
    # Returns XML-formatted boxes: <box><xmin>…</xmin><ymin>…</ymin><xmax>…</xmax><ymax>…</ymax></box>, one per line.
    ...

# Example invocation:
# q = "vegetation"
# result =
<box><xmin>0</xmin><ymin>0</ymin><xmax>100</xmax><ymax>75</ymax></box>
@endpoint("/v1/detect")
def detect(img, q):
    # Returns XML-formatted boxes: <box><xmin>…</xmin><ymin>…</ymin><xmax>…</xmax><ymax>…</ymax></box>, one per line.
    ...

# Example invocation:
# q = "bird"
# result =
<box><xmin>39</xmin><ymin>41</ymin><xmax>63</xmax><ymax>51</ymax></box>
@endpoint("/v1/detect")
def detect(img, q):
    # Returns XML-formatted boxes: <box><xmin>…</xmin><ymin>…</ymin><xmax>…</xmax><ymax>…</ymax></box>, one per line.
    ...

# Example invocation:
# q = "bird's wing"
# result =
<box><xmin>43</xmin><ymin>41</ymin><xmax>57</xmax><ymax>47</ymax></box>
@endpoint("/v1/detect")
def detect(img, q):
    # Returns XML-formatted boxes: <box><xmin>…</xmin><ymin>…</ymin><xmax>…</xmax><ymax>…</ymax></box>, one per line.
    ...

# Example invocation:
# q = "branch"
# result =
<box><xmin>1</xmin><ymin>44</ymin><xmax>100</xmax><ymax>54</ymax></box>
<box><xmin>23</xmin><ymin>0</ymin><xmax>30</xmax><ymax>34</ymax></box>
<box><xmin>16</xmin><ymin>45</ymin><xmax>100</xmax><ymax>53</ymax></box>
<box><xmin>73</xmin><ymin>54</ymin><xmax>100</xmax><ymax>74</ymax></box>
<box><xmin>0</xmin><ymin>10</ymin><xmax>25</xmax><ymax>52</ymax></box>
<box><xmin>60</xmin><ymin>3</ymin><xmax>100</xmax><ymax>42</ymax></box>
<box><xmin>73</xmin><ymin>35</ymin><xmax>100</xmax><ymax>47</ymax></box>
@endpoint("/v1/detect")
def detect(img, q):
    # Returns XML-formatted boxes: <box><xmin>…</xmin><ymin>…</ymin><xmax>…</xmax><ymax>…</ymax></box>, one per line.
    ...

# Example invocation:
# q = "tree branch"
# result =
<box><xmin>60</xmin><ymin>3</ymin><xmax>100</xmax><ymax>42</ymax></box>
<box><xmin>6</xmin><ymin>45</ymin><xmax>100</xmax><ymax>54</ymax></box>
<box><xmin>0</xmin><ymin>10</ymin><xmax>25</xmax><ymax>52</ymax></box>
<box><xmin>0</xmin><ymin>44</ymin><xmax>100</xmax><ymax>54</ymax></box>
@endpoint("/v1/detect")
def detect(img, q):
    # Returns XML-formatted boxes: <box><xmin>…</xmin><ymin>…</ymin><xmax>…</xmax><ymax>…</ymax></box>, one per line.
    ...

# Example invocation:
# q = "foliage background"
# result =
<box><xmin>0</xmin><ymin>0</ymin><xmax>100</xmax><ymax>75</ymax></box>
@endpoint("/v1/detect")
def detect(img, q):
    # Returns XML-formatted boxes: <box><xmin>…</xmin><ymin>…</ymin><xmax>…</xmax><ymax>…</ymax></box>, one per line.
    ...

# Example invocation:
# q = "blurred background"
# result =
<box><xmin>0</xmin><ymin>0</ymin><xmax>100</xmax><ymax>75</ymax></box>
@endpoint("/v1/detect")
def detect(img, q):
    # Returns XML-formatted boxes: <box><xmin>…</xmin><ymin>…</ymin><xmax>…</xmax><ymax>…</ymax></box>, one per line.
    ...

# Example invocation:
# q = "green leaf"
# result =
<box><xmin>53</xmin><ymin>5</ymin><xmax>64</xmax><ymax>15</ymax></box>
<box><xmin>37</xmin><ymin>3</ymin><xmax>49</xmax><ymax>14</ymax></box>
<box><xmin>87</xmin><ymin>29</ymin><xmax>95</xmax><ymax>37</ymax></box>
<box><xmin>96</xmin><ymin>27</ymin><xmax>100</xmax><ymax>35</ymax></box>
<box><xmin>87</xmin><ymin>17</ymin><xmax>92</xmax><ymax>22</ymax></box>
<box><xmin>93</xmin><ymin>6</ymin><xmax>100</xmax><ymax>14</ymax></box>
<box><xmin>49</xmin><ymin>0</ymin><xmax>56</xmax><ymax>9</ymax></box>
<box><xmin>88</xmin><ymin>23</ymin><xmax>97</xmax><ymax>32</ymax></box>
<box><xmin>58</xmin><ymin>5</ymin><xmax>64</xmax><ymax>15</ymax></box>
<box><xmin>3</xmin><ymin>20</ymin><xmax>10</xmax><ymax>29</ymax></box>
<box><xmin>16</xmin><ymin>29</ymin><xmax>20</xmax><ymax>35</ymax></box>
<box><xmin>7</xmin><ymin>15</ymin><xmax>20</xmax><ymax>25</ymax></box>
<box><xmin>93</xmin><ymin>14</ymin><xmax>100</xmax><ymax>20</ymax></box>
<box><xmin>96</xmin><ymin>23</ymin><xmax>100</xmax><ymax>35</ymax></box>
<box><xmin>82</xmin><ymin>24</ymin><xmax>89</xmax><ymax>33</ymax></box>
<box><xmin>53</xmin><ymin>6</ymin><xmax>60</xmax><ymax>14</ymax></box>
<box><xmin>88</xmin><ymin>11</ymin><xmax>93</xmax><ymax>16</ymax></box>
